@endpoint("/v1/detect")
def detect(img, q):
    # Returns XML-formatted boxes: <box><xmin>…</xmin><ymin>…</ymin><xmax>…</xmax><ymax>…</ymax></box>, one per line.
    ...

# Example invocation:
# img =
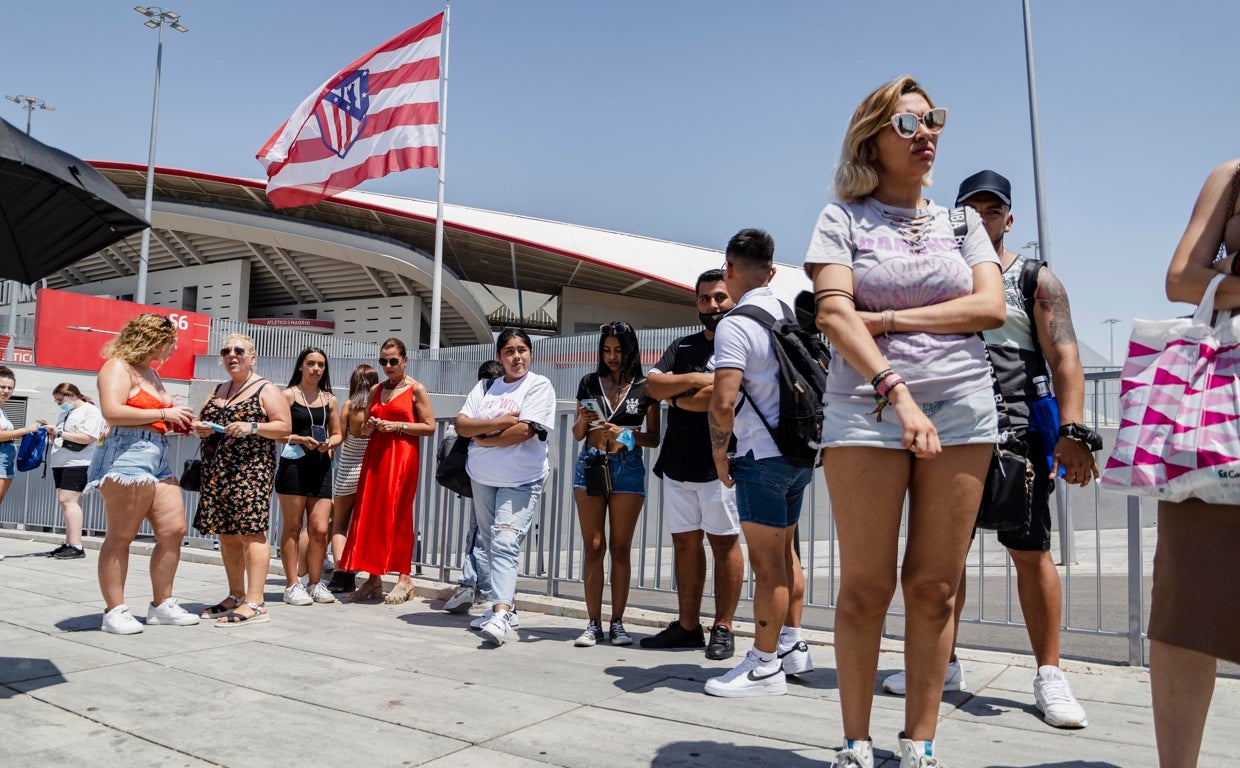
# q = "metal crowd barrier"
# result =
<box><xmin>0</xmin><ymin>372</ymin><xmax>1149</xmax><ymax>666</ymax></box>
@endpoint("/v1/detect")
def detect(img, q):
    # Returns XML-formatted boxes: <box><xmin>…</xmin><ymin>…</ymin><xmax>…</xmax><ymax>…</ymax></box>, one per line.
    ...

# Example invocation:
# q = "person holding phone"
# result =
<box><xmin>570</xmin><ymin>321</ymin><xmax>661</xmax><ymax>647</ymax></box>
<box><xmin>276</xmin><ymin>348</ymin><xmax>341</xmax><ymax>606</ymax></box>
<box><xmin>45</xmin><ymin>383</ymin><xmax>106</xmax><ymax>560</ymax></box>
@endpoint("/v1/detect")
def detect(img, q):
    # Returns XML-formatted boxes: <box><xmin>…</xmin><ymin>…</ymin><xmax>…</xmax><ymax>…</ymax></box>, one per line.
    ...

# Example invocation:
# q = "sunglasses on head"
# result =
<box><xmin>220</xmin><ymin>346</ymin><xmax>248</xmax><ymax>357</ymax></box>
<box><xmin>378</xmin><ymin>357</ymin><xmax>403</xmax><ymax>367</ymax></box>
<box><xmin>599</xmin><ymin>321</ymin><xmax>633</xmax><ymax>336</ymax></box>
<box><xmin>888</xmin><ymin>107</ymin><xmax>948</xmax><ymax>139</ymax></box>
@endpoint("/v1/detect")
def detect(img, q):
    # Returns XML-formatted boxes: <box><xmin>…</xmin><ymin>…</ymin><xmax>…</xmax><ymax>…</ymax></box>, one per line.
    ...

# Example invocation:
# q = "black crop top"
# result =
<box><xmin>576</xmin><ymin>373</ymin><xmax>655</xmax><ymax>429</ymax></box>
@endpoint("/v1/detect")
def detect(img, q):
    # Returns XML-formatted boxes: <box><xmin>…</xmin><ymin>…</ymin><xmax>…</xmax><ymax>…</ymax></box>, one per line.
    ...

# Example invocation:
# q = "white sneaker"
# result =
<box><xmin>480</xmin><ymin>610</ymin><xmax>512</xmax><ymax>646</ymax></box>
<box><xmin>777</xmin><ymin>639</ymin><xmax>814</xmax><ymax>675</ymax></box>
<box><xmin>283</xmin><ymin>583</ymin><xmax>313</xmax><ymax>606</ymax></box>
<box><xmin>704</xmin><ymin>649</ymin><xmax>787</xmax><ymax>698</ymax></box>
<box><xmin>101</xmin><ymin>605</ymin><xmax>143</xmax><ymax>635</ymax></box>
<box><xmin>574</xmin><ymin>620</ymin><xmax>605</xmax><ymax>647</ymax></box>
<box><xmin>897</xmin><ymin>733</ymin><xmax>941</xmax><ymax>768</ymax></box>
<box><xmin>1033</xmin><ymin>665</ymin><xmax>1088</xmax><ymax>728</ymax></box>
<box><xmin>883</xmin><ymin>659</ymin><xmax>966</xmax><ymax>696</ymax></box>
<box><xmin>470</xmin><ymin>608</ymin><xmax>520</xmax><ymax>629</ymax></box>
<box><xmin>836</xmin><ymin>740</ymin><xmax>874</xmax><ymax>768</ymax></box>
<box><xmin>145</xmin><ymin>598</ymin><xmax>201</xmax><ymax>626</ymax></box>
<box><xmin>308</xmin><ymin>582</ymin><xmax>336</xmax><ymax>604</ymax></box>
<box><xmin>443</xmin><ymin>585</ymin><xmax>475</xmax><ymax>614</ymax></box>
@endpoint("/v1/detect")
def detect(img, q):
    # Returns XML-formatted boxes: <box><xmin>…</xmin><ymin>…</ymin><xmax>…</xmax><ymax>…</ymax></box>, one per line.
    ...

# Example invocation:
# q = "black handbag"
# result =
<box><xmin>435</xmin><ymin>432</ymin><xmax>473</xmax><ymax>498</ymax></box>
<box><xmin>584</xmin><ymin>453</ymin><xmax>612</xmax><ymax>497</ymax></box>
<box><xmin>60</xmin><ymin>439</ymin><xmax>89</xmax><ymax>453</ymax></box>
<box><xmin>976</xmin><ymin>436</ymin><xmax>1034</xmax><ymax>532</ymax></box>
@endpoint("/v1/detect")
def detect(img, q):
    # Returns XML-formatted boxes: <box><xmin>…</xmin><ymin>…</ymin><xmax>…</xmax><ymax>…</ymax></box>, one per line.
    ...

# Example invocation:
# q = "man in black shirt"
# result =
<box><xmin>641</xmin><ymin>269</ymin><xmax>743</xmax><ymax>661</ymax></box>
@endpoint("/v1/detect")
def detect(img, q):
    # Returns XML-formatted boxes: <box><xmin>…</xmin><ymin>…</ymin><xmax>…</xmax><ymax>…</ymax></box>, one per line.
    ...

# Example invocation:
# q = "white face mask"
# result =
<box><xmin>59</xmin><ymin>401</ymin><xmax>74</xmax><ymax>412</ymax></box>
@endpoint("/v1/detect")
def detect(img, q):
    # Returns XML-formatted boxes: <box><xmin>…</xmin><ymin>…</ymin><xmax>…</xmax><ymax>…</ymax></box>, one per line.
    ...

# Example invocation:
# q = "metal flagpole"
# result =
<box><xmin>429</xmin><ymin>1</ymin><xmax>450</xmax><ymax>353</ymax></box>
<box><xmin>1022</xmin><ymin>0</ymin><xmax>1050</xmax><ymax>267</ymax></box>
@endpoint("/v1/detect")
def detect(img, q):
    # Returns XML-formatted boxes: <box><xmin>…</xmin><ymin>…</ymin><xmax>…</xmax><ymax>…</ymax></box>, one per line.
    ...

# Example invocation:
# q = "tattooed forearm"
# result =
<box><xmin>707</xmin><ymin>411</ymin><xmax>732</xmax><ymax>456</ymax></box>
<box><xmin>1035</xmin><ymin>270</ymin><xmax>1078</xmax><ymax>346</ymax></box>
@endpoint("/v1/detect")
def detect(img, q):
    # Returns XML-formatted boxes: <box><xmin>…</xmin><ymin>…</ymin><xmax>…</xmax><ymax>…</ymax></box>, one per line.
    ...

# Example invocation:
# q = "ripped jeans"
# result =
<box><xmin>469</xmin><ymin>477</ymin><xmax>544</xmax><ymax>609</ymax></box>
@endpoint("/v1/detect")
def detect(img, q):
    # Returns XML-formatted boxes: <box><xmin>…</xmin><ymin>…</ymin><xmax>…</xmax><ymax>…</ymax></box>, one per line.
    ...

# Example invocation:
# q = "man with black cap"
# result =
<box><xmin>881</xmin><ymin>170</ymin><xmax>1100</xmax><ymax>730</ymax></box>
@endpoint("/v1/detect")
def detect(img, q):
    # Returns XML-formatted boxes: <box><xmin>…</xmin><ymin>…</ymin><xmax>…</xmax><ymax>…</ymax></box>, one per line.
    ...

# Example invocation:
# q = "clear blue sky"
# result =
<box><xmin>3</xmin><ymin>1</ymin><xmax>1233</xmax><ymax>362</ymax></box>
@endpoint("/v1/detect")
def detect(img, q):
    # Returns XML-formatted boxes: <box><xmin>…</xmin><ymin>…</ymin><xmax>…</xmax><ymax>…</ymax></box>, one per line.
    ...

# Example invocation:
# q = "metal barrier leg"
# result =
<box><xmin>1054</xmin><ymin>479</ymin><xmax>1076</xmax><ymax>565</ymax></box>
<box><xmin>1127</xmin><ymin>494</ymin><xmax>1145</xmax><ymax>667</ymax></box>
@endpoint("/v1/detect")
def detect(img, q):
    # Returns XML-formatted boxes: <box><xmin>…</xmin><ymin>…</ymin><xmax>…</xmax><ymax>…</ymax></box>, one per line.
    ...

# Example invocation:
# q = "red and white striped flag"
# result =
<box><xmin>256</xmin><ymin>13</ymin><xmax>443</xmax><ymax>209</ymax></box>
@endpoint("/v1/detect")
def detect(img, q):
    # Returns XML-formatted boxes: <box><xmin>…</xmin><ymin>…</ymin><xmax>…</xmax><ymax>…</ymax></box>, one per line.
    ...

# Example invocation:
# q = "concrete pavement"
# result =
<box><xmin>1</xmin><ymin>532</ymin><xmax>1237</xmax><ymax>767</ymax></box>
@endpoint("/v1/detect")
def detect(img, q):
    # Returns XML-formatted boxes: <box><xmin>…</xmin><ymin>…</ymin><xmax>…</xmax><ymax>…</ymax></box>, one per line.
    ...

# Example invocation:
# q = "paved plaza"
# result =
<box><xmin>1</xmin><ymin>532</ymin><xmax>1237</xmax><ymax>767</ymax></box>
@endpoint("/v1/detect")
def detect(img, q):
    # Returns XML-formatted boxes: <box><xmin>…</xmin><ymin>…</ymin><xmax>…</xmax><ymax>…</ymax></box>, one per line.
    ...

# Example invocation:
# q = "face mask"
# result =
<box><xmin>699</xmin><ymin>310</ymin><xmax>728</xmax><ymax>332</ymax></box>
<box><xmin>60</xmin><ymin>402</ymin><xmax>74</xmax><ymax>412</ymax></box>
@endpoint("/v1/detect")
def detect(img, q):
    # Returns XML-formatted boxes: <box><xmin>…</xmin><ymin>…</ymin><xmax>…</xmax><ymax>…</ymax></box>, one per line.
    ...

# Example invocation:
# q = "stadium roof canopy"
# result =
<box><xmin>62</xmin><ymin>163</ymin><xmax>808</xmax><ymax>346</ymax></box>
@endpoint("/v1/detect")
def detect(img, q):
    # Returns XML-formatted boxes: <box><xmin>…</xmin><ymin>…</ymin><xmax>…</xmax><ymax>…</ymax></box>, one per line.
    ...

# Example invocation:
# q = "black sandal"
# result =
<box><xmin>201</xmin><ymin>594</ymin><xmax>241</xmax><ymax>619</ymax></box>
<box><xmin>213</xmin><ymin>601</ymin><xmax>269</xmax><ymax>628</ymax></box>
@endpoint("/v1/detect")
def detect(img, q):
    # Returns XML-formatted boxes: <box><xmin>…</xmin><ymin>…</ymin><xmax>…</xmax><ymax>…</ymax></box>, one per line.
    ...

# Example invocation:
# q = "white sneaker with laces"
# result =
<box><xmin>308</xmin><ymin>582</ymin><xmax>336</xmax><ymax>604</ymax></box>
<box><xmin>897</xmin><ymin>733</ymin><xmax>942</xmax><ymax>768</ymax></box>
<box><xmin>443</xmin><ymin>585</ymin><xmax>475</xmax><ymax>613</ymax></box>
<box><xmin>146</xmin><ymin>598</ymin><xmax>201</xmax><ymax>626</ymax></box>
<box><xmin>704</xmin><ymin>649</ymin><xmax>787</xmax><ymax>697</ymax></box>
<box><xmin>883</xmin><ymin>659</ymin><xmax>966</xmax><ymax>696</ymax></box>
<box><xmin>835</xmin><ymin>740</ymin><xmax>874</xmax><ymax>768</ymax></box>
<box><xmin>283</xmin><ymin>583</ymin><xmax>313</xmax><ymax>606</ymax></box>
<box><xmin>470</xmin><ymin>608</ymin><xmax>520</xmax><ymax>629</ymax></box>
<box><xmin>101</xmin><ymin>604</ymin><xmax>143</xmax><ymax>635</ymax></box>
<box><xmin>1033</xmin><ymin>665</ymin><xmax>1088</xmax><ymax>728</ymax></box>
<box><xmin>480</xmin><ymin>609</ymin><xmax>512</xmax><ymax>646</ymax></box>
<box><xmin>777</xmin><ymin>639</ymin><xmax>814</xmax><ymax>675</ymax></box>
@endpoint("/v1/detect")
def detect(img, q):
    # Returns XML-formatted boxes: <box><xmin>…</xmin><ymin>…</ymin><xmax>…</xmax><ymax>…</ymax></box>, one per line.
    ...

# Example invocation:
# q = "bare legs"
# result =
<box><xmin>279</xmin><ymin>495</ymin><xmax>332</xmax><ymax>586</ymax></box>
<box><xmin>671</xmin><ymin>530</ymin><xmax>743</xmax><ymax>630</ymax></box>
<box><xmin>58</xmin><ymin>488</ymin><xmax>85</xmax><ymax>548</ymax></box>
<box><xmin>97</xmin><ymin>479</ymin><xmax>187</xmax><ymax>610</ymax></box>
<box><xmin>741</xmin><ymin>521</ymin><xmax>802</xmax><ymax>653</ymax></box>
<box><xmin>330</xmin><ymin>493</ymin><xmax>356</xmax><ymax>565</ymax></box>
<box><xmin>1151</xmin><ymin>640</ymin><xmax>1217</xmax><ymax>768</ymax></box>
<box><xmin>217</xmin><ymin>531</ymin><xmax>269</xmax><ymax>619</ymax></box>
<box><xmin>575</xmin><ymin>489</ymin><xmax>644</xmax><ymax>622</ymax></box>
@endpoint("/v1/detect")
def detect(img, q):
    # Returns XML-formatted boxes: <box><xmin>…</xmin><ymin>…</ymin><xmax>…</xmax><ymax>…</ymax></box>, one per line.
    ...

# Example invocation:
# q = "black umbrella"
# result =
<box><xmin>0</xmin><ymin>117</ymin><xmax>148</xmax><ymax>283</ymax></box>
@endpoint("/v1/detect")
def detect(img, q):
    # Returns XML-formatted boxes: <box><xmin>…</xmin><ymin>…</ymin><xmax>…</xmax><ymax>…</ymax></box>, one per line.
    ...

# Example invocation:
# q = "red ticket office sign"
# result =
<box><xmin>33</xmin><ymin>289</ymin><xmax>210</xmax><ymax>380</ymax></box>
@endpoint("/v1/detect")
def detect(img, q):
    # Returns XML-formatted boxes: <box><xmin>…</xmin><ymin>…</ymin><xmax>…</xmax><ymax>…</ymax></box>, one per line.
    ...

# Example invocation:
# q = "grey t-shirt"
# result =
<box><xmin>803</xmin><ymin>197</ymin><xmax>999</xmax><ymax>404</ymax></box>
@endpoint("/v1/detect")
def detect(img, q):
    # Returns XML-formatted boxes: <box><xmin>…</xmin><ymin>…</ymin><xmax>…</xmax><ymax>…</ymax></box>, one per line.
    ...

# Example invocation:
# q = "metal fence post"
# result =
<box><xmin>1126</xmin><ymin>494</ymin><xmax>1145</xmax><ymax>667</ymax></box>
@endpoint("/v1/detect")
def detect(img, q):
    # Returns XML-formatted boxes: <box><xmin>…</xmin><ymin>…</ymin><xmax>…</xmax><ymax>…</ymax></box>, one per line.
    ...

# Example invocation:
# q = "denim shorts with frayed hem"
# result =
<box><xmin>86</xmin><ymin>427</ymin><xmax>173</xmax><ymax>490</ymax></box>
<box><xmin>0</xmin><ymin>442</ymin><xmax>14</xmax><ymax>480</ymax></box>
<box><xmin>732</xmin><ymin>450</ymin><xmax>813</xmax><ymax>529</ymax></box>
<box><xmin>572</xmin><ymin>444</ymin><xmax>646</xmax><ymax>496</ymax></box>
<box><xmin>821</xmin><ymin>385</ymin><xmax>998</xmax><ymax>449</ymax></box>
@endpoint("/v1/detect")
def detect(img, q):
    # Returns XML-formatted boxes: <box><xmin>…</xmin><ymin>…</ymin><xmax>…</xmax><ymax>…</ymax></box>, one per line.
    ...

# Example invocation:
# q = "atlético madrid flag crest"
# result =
<box><xmin>256</xmin><ymin>13</ymin><xmax>443</xmax><ymax>209</ymax></box>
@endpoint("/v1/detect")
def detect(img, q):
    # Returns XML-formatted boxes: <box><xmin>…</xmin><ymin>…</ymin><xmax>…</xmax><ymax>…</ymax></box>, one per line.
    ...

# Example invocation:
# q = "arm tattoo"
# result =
<box><xmin>707</xmin><ymin>411</ymin><xmax>731</xmax><ymax>454</ymax></box>
<box><xmin>1035</xmin><ymin>271</ymin><xmax>1078</xmax><ymax>346</ymax></box>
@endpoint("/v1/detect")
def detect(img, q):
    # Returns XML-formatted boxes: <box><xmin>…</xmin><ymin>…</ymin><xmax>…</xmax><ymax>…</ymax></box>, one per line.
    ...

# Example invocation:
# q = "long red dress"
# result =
<box><xmin>339</xmin><ymin>385</ymin><xmax>420</xmax><ymax>574</ymax></box>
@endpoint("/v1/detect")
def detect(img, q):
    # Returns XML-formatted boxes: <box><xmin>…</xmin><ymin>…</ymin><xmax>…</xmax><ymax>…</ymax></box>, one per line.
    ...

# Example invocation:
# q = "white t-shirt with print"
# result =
<box><xmin>713</xmin><ymin>285</ymin><xmax>784</xmax><ymax>461</ymax></box>
<box><xmin>459</xmin><ymin>372</ymin><xmax>557</xmax><ymax>487</ymax></box>
<box><xmin>803</xmin><ymin>198</ymin><xmax>999</xmax><ymax>404</ymax></box>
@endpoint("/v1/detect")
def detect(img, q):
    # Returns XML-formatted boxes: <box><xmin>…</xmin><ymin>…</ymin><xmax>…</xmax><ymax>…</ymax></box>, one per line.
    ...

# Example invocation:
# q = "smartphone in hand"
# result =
<box><xmin>310</xmin><ymin>425</ymin><xmax>328</xmax><ymax>443</ymax></box>
<box><xmin>580</xmin><ymin>398</ymin><xmax>606</xmax><ymax>425</ymax></box>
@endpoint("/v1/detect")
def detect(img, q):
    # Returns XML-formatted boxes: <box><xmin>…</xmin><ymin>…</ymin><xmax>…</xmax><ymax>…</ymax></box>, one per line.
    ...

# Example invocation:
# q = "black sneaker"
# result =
<box><xmin>609</xmin><ymin>619</ymin><xmax>633</xmax><ymax>646</ymax></box>
<box><xmin>639</xmin><ymin>620</ymin><xmax>705</xmax><ymax>649</ymax></box>
<box><xmin>50</xmin><ymin>545</ymin><xmax>85</xmax><ymax>560</ymax></box>
<box><xmin>705</xmin><ymin>624</ymin><xmax>735</xmax><ymax>660</ymax></box>
<box><xmin>326</xmin><ymin>569</ymin><xmax>356</xmax><ymax>593</ymax></box>
<box><xmin>45</xmin><ymin>543</ymin><xmax>71</xmax><ymax>558</ymax></box>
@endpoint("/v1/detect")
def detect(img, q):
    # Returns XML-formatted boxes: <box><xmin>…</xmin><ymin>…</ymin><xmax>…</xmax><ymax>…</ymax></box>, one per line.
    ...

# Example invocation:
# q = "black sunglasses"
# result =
<box><xmin>220</xmin><ymin>346</ymin><xmax>248</xmax><ymax>357</ymax></box>
<box><xmin>599</xmin><ymin>321</ymin><xmax>633</xmax><ymax>336</ymax></box>
<box><xmin>378</xmin><ymin>357</ymin><xmax>403</xmax><ymax>367</ymax></box>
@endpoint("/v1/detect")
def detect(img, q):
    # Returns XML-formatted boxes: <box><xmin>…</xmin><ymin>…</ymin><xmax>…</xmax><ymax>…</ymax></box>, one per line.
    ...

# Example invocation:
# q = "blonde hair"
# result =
<box><xmin>223</xmin><ymin>334</ymin><xmax>256</xmax><ymax>356</ymax></box>
<box><xmin>833</xmin><ymin>75</ymin><xmax>936</xmax><ymax>203</ymax></box>
<box><xmin>101</xmin><ymin>313</ymin><xmax>178</xmax><ymax>365</ymax></box>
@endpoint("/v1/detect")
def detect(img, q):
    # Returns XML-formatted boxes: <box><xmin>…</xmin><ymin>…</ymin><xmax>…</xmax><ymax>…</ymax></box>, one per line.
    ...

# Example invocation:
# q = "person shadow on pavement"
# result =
<box><xmin>651</xmin><ymin>740</ymin><xmax>827</xmax><ymax>767</ymax></box>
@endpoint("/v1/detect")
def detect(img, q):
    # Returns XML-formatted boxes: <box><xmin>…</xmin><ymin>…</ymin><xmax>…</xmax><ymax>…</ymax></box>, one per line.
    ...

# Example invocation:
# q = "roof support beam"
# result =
<box><xmin>245</xmin><ymin>242</ymin><xmax>304</xmax><ymax>303</ymax></box>
<box><xmin>167</xmin><ymin>230</ymin><xmax>208</xmax><ymax>265</ymax></box>
<box><xmin>363</xmin><ymin>266</ymin><xmax>391</xmax><ymax>297</ymax></box>
<box><xmin>97</xmin><ymin>249</ymin><xmax>130</xmax><ymax>279</ymax></box>
<box><xmin>59</xmin><ymin>265</ymin><xmax>86</xmax><ymax>285</ymax></box>
<box><xmin>105</xmin><ymin>246</ymin><xmax>138</xmax><ymax>273</ymax></box>
<box><xmin>272</xmin><ymin>246</ymin><xmax>325</xmax><ymax>302</ymax></box>
<box><xmin>393</xmin><ymin>272</ymin><xmax>418</xmax><ymax>296</ymax></box>
<box><xmin>618</xmin><ymin>277</ymin><xmax>651</xmax><ymax>295</ymax></box>
<box><xmin>151</xmin><ymin>229</ymin><xmax>192</xmax><ymax>268</ymax></box>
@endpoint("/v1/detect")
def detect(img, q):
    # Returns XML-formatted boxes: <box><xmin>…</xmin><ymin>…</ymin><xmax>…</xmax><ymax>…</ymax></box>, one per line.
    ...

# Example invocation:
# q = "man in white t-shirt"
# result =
<box><xmin>705</xmin><ymin>228</ymin><xmax>815</xmax><ymax>698</ymax></box>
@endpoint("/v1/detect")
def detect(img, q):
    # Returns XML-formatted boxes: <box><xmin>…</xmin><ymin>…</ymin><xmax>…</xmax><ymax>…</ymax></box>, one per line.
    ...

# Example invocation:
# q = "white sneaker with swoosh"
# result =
<box><xmin>704</xmin><ymin>649</ymin><xmax>787</xmax><ymax>697</ymax></box>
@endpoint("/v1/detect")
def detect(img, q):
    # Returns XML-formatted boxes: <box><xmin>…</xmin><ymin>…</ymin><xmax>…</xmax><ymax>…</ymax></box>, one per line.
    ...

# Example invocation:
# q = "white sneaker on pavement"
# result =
<box><xmin>470</xmin><ymin>608</ymin><xmax>520</xmax><ymax>629</ymax></box>
<box><xmin>777</xmin><ymin>639</ymin><xmax>814</xmax><ymax>675</ymax></box>
<box><xmin>883</xmin><ymin>659</ymin><xmax>966</xmax><ymax>696</ymax></box>
<box><xmin>835</xmin><ymin>740</ymin><xmax>874</xmax><ymax>768</ymax></box>
<box><xmin>480</xmin><ymin>609</ymin><xmax>513</xmax><ymax>646</ymax></box>
<box><xmin>897</xmin><ymin>733</ymin><xmax>942</xmax><ymax>768</ymax></box>
<box><xmin>308</xmin><ymin>582</ymin><xmax>336</xmax><ymax>604</ymax></box>
<box><xmin>443</xmin><ymin>585</ymin><xmax>475</xmax><ymax>613</ymax></box>
<box><xmin>1033</xmin><ymin>665</ymin><xmax>1088</xmax><ymax>728</ymax></box>
<box><xmin>703</xmin><ymin>649</ymin><xmax>787</xmax><ymax>698</ymax></box>
<box><xmin>101</xmin><ymin>604</ymin><xmax>143</xmax><ymax>635</ymax></box>
<box><xmin>145</xmin><ymin>598</ymin><xmax>201</xmax><ymax>626</ymax></box>
<box><xmin>283</xmin><ymin>583</ymin><xmax>313</xmax><ymax>606</ymax></box>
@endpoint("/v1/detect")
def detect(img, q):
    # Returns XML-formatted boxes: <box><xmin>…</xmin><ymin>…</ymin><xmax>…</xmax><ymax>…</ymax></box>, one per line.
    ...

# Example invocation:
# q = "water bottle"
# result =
<box><xmin>1028</xmin><ymin>375</ymin><xmax>1065</xmax><ymax>477</ymax></box>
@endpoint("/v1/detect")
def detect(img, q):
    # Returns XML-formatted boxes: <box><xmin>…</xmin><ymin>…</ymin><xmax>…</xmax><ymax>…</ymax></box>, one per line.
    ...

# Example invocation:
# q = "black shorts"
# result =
<box><xmin>53</xmin><ymin>466</ymin><xmax>88</xmax><ymax>493</ymax></box>
<box><xmin>274</xmin><ymin>452</ymin><xmax>333</xmax><ymax>498</ymax></box>
<box><xmin>996</xmin><ymin>430</ymin><xmax>1053</xmax><ymax>552</ymax></box>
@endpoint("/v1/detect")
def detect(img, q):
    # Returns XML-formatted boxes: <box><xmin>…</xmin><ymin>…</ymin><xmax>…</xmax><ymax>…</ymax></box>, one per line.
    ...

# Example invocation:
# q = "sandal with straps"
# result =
<box><xmin>213</xmin><ymin>601</ymin><xmax>269</xmax><ymax>628</ymax></box>
<box><xmin>349</xmin><ymin>579</ymin><xmax>384</xmax><ymax>603</ymax></box>
<box><xmin>201</xmin><ymin>594</ymin><xmax>242</xmax><ymax>619</ymax></box>
<box><xmin>383</xmin><ymin>581</ymin><xmax>413</xmax><ymax>605</ymax></box>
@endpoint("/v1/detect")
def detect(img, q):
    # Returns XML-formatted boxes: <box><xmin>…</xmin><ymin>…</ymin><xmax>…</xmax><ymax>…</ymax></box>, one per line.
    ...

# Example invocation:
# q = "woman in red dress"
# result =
<box><xmin>338</xmin><ymin>337</ymin><xmax>435</xmax><ymax>604</ymax></box>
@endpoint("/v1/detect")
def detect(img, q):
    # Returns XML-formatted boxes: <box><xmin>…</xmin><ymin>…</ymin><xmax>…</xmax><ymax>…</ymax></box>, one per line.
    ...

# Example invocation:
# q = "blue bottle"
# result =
<box><xmin>1028</xmin><ymin>375</ymin><xmax>1065</xmax><ymax>478</ymax></box>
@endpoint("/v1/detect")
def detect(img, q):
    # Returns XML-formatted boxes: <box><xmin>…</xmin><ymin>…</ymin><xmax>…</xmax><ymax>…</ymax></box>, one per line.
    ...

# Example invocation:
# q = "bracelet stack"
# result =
<box><xmin>867</xmin><ymin>368</ymin><xmax>905</xmax><ymax>423</ymax></box>
<box><xmin>880</xmin><ymin>309</ymin><xmax>897</xmax><ymax>337</ymax></box>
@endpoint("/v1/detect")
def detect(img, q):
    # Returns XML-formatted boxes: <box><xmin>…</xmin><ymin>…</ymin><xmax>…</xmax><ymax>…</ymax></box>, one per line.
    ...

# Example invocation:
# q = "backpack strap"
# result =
<box><xmin>726</xmin><ymin>302</ymin><xmax>791</xmax><ymax>444</ymax></box>
<box><xmin>1018</xmin><ymin>257</ymin><xmax>1046</xmax><ymax>359</ymax></box>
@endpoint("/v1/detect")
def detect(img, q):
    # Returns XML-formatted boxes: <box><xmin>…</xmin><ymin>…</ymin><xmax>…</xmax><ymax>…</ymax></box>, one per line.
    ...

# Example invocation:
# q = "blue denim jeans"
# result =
<box><xmin>731</xmin><ymin>450</ymin><xmax>813</xmax><ymax>529</ymax></box>
<box><xmin>470</xmin><ymin>478</ymin><xmax>544</xmax><ymax>608</ymax></box>
<box><xmin>458</xmin><ymin>509</ymin><xmax>488</xmax><ymax>595</ymax></box>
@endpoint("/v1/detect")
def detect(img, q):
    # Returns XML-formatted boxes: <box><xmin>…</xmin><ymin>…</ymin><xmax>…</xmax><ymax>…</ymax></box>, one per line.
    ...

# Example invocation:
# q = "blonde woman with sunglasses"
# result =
<box><xmin>804</xmin><ymin>76</ymin><xmax>1005</xmax><ymax>768</ymax></box>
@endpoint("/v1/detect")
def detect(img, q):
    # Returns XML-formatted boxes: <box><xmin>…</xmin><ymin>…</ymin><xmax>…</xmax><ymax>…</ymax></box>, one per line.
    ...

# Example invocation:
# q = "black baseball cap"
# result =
<box><xmin>955</xmin><ymin>170</ymin><xmax>1011</xmax><ymax>207</ymax></box>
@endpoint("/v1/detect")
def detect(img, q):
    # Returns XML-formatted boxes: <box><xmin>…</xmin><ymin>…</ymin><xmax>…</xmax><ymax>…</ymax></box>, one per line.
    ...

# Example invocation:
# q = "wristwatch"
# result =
<box><xmin>1058</xmin><ymin>423</ymin><xmax>1102</xmax><ymax>452</ymax></box>
<box><xmin>250</xmin><ymin>421</ymin><xmax>258</xmax><ymax>436</ymax></box>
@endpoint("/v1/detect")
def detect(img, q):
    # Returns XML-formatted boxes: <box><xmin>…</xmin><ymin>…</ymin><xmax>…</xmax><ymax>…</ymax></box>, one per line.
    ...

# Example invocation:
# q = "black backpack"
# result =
<box><xmin>730</xmin><ymin>302</ymin><xmax>830</xmax><ymax>469</ymax></box>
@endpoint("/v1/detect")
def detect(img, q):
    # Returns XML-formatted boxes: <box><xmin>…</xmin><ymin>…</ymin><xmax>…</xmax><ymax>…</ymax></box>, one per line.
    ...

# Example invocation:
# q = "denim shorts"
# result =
<box><xmin>86</xmin><ymin>427</ymin><xmax>174</xmax><ymax>489</ymax></box>
<box><xmin>0</xmin><ymin>442</ymin><xmax>14</xmax><ymax>480</ymax></box>
<box><xmin>731</xmin><ymin>451</ymin><xmax>813</xmax><ymax>529</ymax></box>
<box><xmin>573</xmin><ymin>444</ymin><xmax>646</xmax><ymax>496</ymax></box>
<box><xmin>822</xmin><ymin>385</ymin><xmax>998</xmax><ymax>448</ymax></box>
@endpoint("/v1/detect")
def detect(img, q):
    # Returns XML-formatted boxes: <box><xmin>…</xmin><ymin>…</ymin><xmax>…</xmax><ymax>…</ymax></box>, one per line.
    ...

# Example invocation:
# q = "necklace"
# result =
<box><xmin>225</xmin><ymin>373</ymin><xmax>253</xmax><ymax>401</ymax></box>
<box><xmin>298</xmin><ymin>384</ymin><xmax>322</xmax><ymax>406</ymax></box>
<box><xmin>382</xmin><ymin>375</ymin><xmax>408</xmax><ymax>391</ymax></box>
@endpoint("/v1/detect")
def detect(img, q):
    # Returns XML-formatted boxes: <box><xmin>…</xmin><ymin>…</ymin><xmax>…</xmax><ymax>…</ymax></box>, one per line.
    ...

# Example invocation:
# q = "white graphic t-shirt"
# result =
<box><xmin>459</xmin><ymin>372</ymin><xmax>556</xmax><ymax>487</ymax></box>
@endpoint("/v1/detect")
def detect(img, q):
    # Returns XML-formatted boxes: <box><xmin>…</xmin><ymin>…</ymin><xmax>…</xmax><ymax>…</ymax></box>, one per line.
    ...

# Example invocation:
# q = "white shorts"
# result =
<box><xmin>662</xmin><ymin>477</ymin><xmax>740</xmax><ymax>536</ymax></box>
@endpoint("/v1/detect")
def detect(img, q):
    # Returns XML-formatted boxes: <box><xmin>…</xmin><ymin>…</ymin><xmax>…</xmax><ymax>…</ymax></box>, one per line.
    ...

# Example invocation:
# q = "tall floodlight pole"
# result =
<box><xmin>1022</xmin><ymin>0</ymin><xmax>1051</xmax><ymax>267</ymax></box>
<box><xmin>134</xmin><ymin>6</ymin><xmax>187</xmax><ymax>305</ymax></box>
<box><xmin>1103</xmin><ymin>318</ymin><xmax>1120</xmax><ymax>366</ymax></box>
<box><xmin>4</xmin><ymin>95</ymin><xmax>55</xmax><ymax>135</ymax></box>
